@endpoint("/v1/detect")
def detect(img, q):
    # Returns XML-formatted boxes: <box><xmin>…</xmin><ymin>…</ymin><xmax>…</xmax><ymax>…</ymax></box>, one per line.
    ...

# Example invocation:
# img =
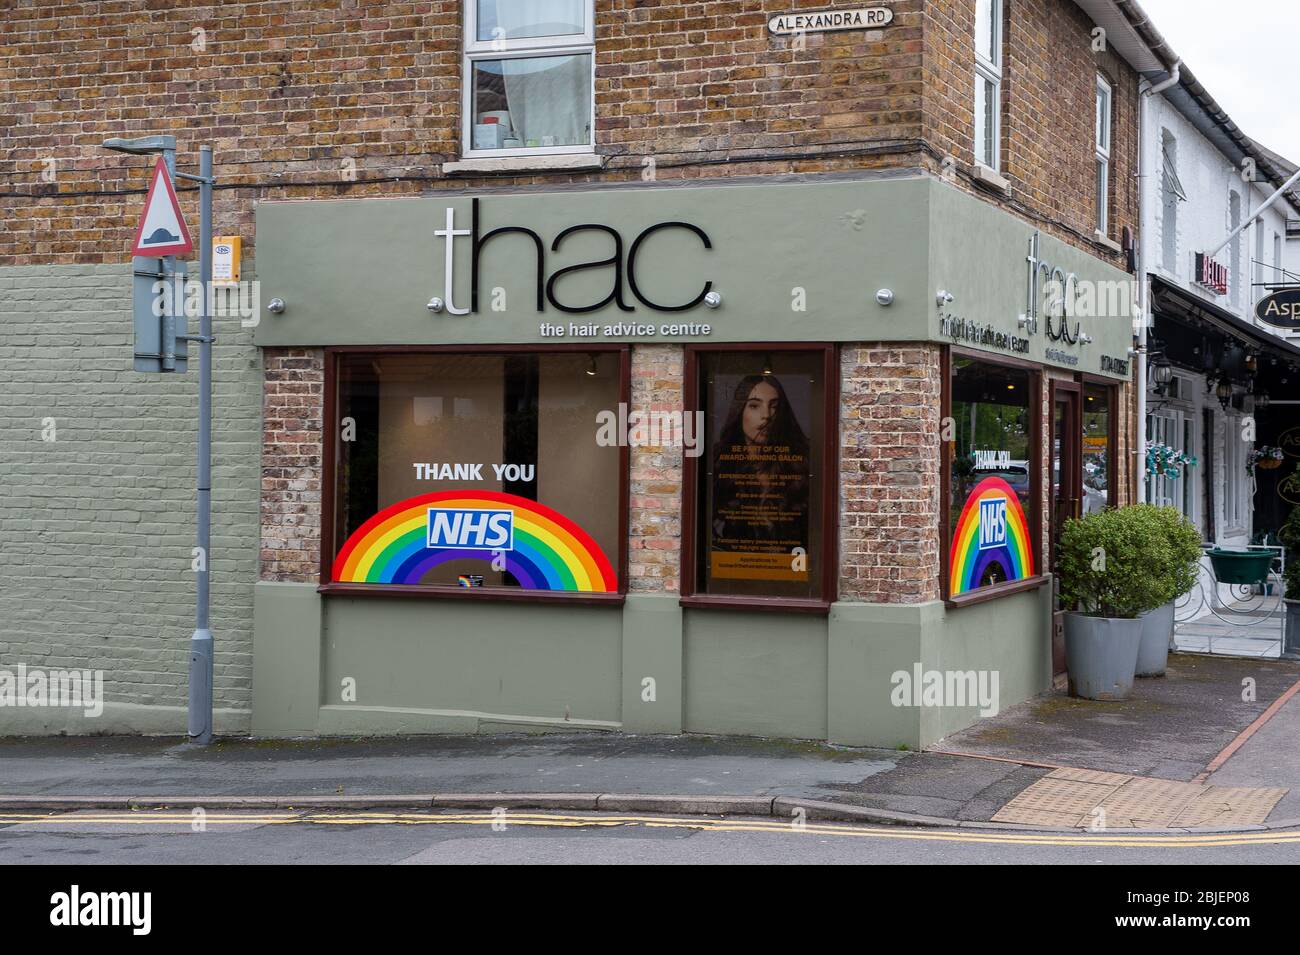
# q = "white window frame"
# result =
<box><xmin>1147</xmin><ymin>376</ymin><xmax>1200</xmax><ymax>530</ymax></box>
<box><xmin>1160</xmin><ymin>130</ymin><xmax>1181</xmax><ymax>273</ymax></box>
<box><xmin>1228</xmin><ymin>190</ymin><xmax>1242</xmax><ymax>306</ymax></box>
<box><xmin>462</xmin><ymin>1</ymin><xmax>596</xmax><ymax>160</ymax></box>
<box><xmin>1095</xmin><ymin>76</ymin><xmax>1112</xmax><ymax>234</ymax></box>
<box><xmin>1222</xmin><ymin>412</ymin><xmax>1248</xmax><ymax>531</ymax></box>
<box><xmin>974</xmin><ymin>0</ymin><xmax>1002</xmax><ymax>172</ymax></box>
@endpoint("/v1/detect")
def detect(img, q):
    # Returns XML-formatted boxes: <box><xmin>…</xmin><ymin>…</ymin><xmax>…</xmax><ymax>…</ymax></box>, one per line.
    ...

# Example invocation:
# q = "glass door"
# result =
<box><xmin>1050</xmin><ymin>383</ymin><xmax>1082</xmax><ymax>567</ymax></box>
<box><xmin>1050</xmin><ymin>382</ymin><xmax>1082</xmax><ymax>680</ymax></box>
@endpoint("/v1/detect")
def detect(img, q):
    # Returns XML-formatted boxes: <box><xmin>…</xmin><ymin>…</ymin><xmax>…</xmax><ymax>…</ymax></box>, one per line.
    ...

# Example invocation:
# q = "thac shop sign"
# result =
<box><xmin>768</xmin><ymin>7</ymin><xmax>894</xmax><ymax>35</ymax></box>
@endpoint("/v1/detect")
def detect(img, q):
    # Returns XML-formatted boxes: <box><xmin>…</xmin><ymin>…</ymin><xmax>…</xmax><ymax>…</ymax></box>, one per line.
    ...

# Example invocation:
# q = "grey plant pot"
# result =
<box><xmin>1136</xmin><ymin>601</ymin><xmax>1176</xmax><ymax>677</ymax></box>
<box><xmin>1063</xmin><ymin>613</ymin><xmax>1142</xmax><ymax>701</ymax></box>
<box><xmin>1285</xmin><ymin>599</ymin><xmax>1300</xmax><ymax>660</ymax></box>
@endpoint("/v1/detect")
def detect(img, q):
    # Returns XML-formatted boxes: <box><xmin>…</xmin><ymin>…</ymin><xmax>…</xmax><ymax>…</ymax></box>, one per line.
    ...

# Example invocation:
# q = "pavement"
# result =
<box><xmin>2</xmin><ymin>652</ymin><xmax>1298</xmax><ymax>835</ymax></box>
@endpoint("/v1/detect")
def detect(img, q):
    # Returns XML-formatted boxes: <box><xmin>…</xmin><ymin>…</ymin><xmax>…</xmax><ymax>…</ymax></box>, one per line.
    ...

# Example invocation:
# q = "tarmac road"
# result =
<box><xmin>2</xmin><ymin>809</ymin><xmax>1298</xmax><ymax>864</ymax></box>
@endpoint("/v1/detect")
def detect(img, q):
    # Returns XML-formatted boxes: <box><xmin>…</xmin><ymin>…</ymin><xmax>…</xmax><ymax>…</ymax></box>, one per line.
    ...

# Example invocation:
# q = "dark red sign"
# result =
<box><xmin>1195</xmin><ymin>252</ymin><xmax>1229</xmax><ymax>295</ymax></box>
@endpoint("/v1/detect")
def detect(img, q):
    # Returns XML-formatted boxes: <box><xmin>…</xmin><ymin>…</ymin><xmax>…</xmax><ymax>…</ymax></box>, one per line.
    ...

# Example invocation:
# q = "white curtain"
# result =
<box><xmin>498</xmin><ymin>56</ymin><xmax>588</xmax><ymax>146</ymax></box>
<box><xmin>487</xmin><ymin>1</ymin><xmax>588</xmax><ymax>146</ymax></box>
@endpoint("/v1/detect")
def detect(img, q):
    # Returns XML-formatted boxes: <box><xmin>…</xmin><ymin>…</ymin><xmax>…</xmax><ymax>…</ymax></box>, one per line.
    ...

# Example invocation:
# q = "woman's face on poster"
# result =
<box><xmin>742</xmin><ymin>379</ymin><xmax>781</xmax><ymax>445</ymax></box>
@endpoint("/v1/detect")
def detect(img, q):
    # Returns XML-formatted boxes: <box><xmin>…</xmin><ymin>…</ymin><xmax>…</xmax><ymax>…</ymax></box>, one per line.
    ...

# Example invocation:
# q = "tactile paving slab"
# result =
<box><xmin>991</xmin><ymin>768</ymin><xmax>1289</xmax><ymax>829</ymax></box>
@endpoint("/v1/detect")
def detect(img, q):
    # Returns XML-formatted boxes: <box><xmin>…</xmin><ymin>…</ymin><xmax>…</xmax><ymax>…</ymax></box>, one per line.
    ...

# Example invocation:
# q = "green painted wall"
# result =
<box><xmin>318</xmin><ymin>593</ymin><xmax>623</xmax><ymax>732</ymax></box>
<box><xmin>682</xmin><ymin>609</ymin><xmax>829</xmax><ymax>740</ymax></box>
<box><xmin>251</xmin><ymin>582</ymin><xmax>1051</xmax><ymax>747</ymax></box>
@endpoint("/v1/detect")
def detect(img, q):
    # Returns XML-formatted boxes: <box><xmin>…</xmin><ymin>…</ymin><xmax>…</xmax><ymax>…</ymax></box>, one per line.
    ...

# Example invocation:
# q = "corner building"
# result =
<box><xmin>1</xmin><ymin>1</ymin><xmax>1162</xmax><ymax>745</ymax></box>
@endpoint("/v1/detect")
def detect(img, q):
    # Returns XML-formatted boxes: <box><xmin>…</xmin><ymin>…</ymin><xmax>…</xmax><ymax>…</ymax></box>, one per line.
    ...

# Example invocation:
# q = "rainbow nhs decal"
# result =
<box><xmin>427</xmin><ymin>507</ymin><xmax>513</xmax><ymax>551</ymax></box>
<box><xmin>332</xmin><ymin>490</ymin><xmax>617</xmax><ymax>592</ymax></box>
<box><xmin>950</xmin><ymin>477</ymin><xmax>1033</xmax><ymax>596</ymax></box>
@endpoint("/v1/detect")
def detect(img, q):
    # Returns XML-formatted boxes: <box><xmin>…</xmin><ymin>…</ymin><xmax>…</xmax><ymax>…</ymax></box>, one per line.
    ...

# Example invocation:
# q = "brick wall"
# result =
<box><xmin>0</xmin><ymin>263</ymin><xmax>261</xmax><ymax>729</ymax></box>
<box><xmin>628</xmin><ymin>344</ymin><xmax>684</xmax><ymax>594</ymax></box>
<box><xmin>0</xmin><ymin>0</ymin><xmax>933</xmax><ymax>265</ymax></box>
<box><xmin>923</xmin><ymin>0</ymin><xmax>1140</xmax><ymax>262</ymax></box>
<box><xmin>1</xmin><ymin>0</ymin><xmax>1134</xmax><ymax>268</ymax></box>
<box><xmin>260</xmin><ymin>348</ymin><xmax>324</xmax><ymax>582</ymax></box>
<box><xmin>839</xmin><ymin>343</ymin><xmax>943</xmax><ymax>603</ymax></box>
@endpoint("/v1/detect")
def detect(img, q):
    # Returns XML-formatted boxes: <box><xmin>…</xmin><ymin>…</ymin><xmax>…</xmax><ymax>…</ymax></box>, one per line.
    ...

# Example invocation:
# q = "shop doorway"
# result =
<box><xmin>1050</xmin><ymin>382</ymin><xmax>1082</xmax><ymax>677</ymax></box>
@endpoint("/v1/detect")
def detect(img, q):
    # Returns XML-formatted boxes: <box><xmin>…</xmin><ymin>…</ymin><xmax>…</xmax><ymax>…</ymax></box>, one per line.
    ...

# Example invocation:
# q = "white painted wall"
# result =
<box><xmin>1139</xmin><ymin>93</ymin><xmax>1300</xmax><ymax>549</ymax></box>
<box><xmin>1145</xmin><ymin>95</ymin><xmax>1293</xmax><ymax>325</ymax></box>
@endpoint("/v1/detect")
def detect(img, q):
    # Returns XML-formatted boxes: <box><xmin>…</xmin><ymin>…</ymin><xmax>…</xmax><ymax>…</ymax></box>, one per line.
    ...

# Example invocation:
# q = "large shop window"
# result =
<box><xmin>463</xmin><ymin>1</ymin><xmax>595</xmax><ymax>158</ymax></box>
<box><xmin>326</xmin><ymin>349</ymin><xmax>626</xmax><ymax>598</ymax></box>
<box><xmin>684</xmin><ymin>348</ymin><xmax>835</xmax><ymax>607</ymax></box>
<box><xmin>947</xmin><ymin>355</ymin><xmax>1039</xmax><ymax>600</ymax></box>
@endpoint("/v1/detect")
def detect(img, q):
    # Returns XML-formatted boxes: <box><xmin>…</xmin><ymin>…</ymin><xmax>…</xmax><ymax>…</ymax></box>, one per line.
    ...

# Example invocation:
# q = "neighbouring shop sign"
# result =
<box><xmin>1255</xmin><ymin>288</ymin><xmax>1300</xmax><ymax>330</ymax></box>
<box><xmin>1194</xmin><ymin>252</ymin><xmax>1229</xmax><ymax>296</ymax></box>
<box><xmin>1278</xmin><ymin>425</ymin><xmax>1300</xmax><ymax>459</ymax></box>
<box><xmin>1278</xmin><ymin>468</ymin><xmax>1300</xmax><ymax>507</ymax></box>
<box><xmin>768</xmin><ymin>7</ymin><xmax>893</xmax><ymax>35</ymax></box>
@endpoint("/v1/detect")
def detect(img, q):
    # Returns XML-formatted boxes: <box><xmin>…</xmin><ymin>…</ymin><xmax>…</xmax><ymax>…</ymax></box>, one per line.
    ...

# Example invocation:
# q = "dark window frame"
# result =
<box><xmin>318</xmin><ymin>343</ymin><xmax>631</xmax><ymax>606</ymax></box>
<box><xmin>680</xmin><ymin>342</ymin><xmax>839</xmax><ymax>615</ymax></box>
<box><xmin>941</xmin><ymin>345</ymin><xmax>1050</xmax><ymax>609</ymax></box>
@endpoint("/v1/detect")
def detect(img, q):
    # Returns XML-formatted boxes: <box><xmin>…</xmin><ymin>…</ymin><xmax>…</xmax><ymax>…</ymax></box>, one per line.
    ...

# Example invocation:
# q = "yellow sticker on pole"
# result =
<box><xmin>212</xmin><ymin>236</ymin><xmax>241</xmax><ymax>286</ymax></box>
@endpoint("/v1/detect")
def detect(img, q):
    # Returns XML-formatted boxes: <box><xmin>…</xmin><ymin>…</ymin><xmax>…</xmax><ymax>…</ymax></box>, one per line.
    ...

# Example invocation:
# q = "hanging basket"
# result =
<box><xmin>1257</xmin><ymin>458</ymin><xmax>1283</xmax><ymax>471</ymax></box>
<box><xmin>1207</xmin><ymin>549</ymin><xmax>1274</xmax><ymax>586</ymax></box>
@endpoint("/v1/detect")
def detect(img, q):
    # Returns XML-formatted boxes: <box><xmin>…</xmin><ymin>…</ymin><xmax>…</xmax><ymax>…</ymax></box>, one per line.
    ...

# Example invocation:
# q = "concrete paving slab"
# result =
<box><xmin>935</xmin><ymin>653</ymin><xmax>1300</xmax><ymax>780</ymax></box>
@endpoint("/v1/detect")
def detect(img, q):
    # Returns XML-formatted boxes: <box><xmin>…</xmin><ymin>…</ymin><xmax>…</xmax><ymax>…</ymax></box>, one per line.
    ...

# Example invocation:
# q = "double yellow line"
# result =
<box><xmin>3</xmin><ymin>810</ymin><xmax>1299</xmax><ymax>848</ymax></box>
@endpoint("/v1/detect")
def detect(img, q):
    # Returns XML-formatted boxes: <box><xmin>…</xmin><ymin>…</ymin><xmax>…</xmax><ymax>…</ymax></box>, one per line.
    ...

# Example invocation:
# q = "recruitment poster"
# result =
<box><xmin>707</xmin><ymin>371</ymin><xmax>813</xmax><ymax>587</ymax></box>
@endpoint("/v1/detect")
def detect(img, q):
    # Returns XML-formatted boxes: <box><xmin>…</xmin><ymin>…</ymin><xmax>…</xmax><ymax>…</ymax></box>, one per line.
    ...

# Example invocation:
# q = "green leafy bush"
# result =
<box><xmin>1147</xmin><ymin>504</ymin><xmax>1204</xmax><ymax>603</ymax></box>
<box><xmin>1057</xmin><ymin>505</ymin><xmax>1178</xmax><ymax>618</ymax></box>
<box><xmin>1280</xmin><ymin>502</ymin><xmax>1300</xmax><ymax>600</ymax></box>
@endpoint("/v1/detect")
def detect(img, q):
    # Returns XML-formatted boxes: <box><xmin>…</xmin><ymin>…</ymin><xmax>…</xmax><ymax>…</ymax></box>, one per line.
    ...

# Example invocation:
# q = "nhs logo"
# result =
<box><xmin>978</xmin><ymin>497</ymin><xmax>1007</xmax><ymax>550</ymax></box>
<box><xmin>427</xmin><ymin>508</ymin><xmax>514</xmax><ymax>551</ymax></box>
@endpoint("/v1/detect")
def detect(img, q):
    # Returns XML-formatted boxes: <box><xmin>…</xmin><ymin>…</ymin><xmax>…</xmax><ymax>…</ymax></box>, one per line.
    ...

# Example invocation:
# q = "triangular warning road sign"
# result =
<box><xmin>131</xmin><ymin>156</ymin><xmax>193</xmax><ymax>257</ymax></box>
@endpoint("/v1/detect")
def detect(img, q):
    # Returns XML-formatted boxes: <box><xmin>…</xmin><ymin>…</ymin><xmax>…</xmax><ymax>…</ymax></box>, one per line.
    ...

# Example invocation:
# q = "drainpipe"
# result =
<box><xmin>1136</xmin><ymin>59</ymin><xmax>1181</xmax><ymax>504</ymax></box>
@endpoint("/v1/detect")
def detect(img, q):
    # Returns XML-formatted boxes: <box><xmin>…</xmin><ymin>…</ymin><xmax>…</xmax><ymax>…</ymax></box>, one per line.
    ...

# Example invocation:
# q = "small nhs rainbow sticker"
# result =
<box><xmin>427</xmin><ymin>508</ymin><xmax>514</xmax><ymax>551</ymax></box>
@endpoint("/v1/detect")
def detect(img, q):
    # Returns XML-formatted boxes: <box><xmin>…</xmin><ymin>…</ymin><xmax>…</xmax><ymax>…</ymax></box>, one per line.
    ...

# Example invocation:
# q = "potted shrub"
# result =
<box><xmin>1135</xmin><ymin>505</ymin><xmax>1202</xmax><ymax>677</ymax></box>
<box><xmin>1057</xmin><ymin>506</ymin><xmax>1170</xmax><ymax>700</ymax></box>
<box><xmin>1280</xmin><ymin>502</ymin><xmax>1300</xmax><ymax>659</ymax></box>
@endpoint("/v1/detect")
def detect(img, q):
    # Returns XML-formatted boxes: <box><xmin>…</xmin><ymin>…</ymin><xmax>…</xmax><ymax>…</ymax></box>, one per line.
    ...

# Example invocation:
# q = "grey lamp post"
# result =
<box><xmin>103</xmin><ymin>135</ymin><xmax>216</xmax><ymax>745</ymax></box>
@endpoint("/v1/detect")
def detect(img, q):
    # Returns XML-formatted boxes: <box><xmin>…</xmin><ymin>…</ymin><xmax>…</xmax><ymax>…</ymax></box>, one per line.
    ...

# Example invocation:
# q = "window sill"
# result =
<box><xmin>1093</xmin><ymin>231</ymin><xmax>1122</xmax><ymax>253</ymax></box>
<box><xmin>970</xmin><ymin>164</ymin><xmax>1010</xmax><ymax>195</ymax></box>
<box><xmin>442</xmin><ymin>154</ymin><xmax>606</xmax><ymax>176</ymax></box>
<box><xmin>679</xmin><ymin>594</ymin><xmax>832</xmax><ymax>615</ymax></box>
<box><xmin>318</xmin><ymin>582</ymin><xmax>625</xmax><ymax>607</ymax></box>
<box><xmin>944</xmin><ymin>574</ymin><xmax>1050</xmax><ymax>610</ymax></box>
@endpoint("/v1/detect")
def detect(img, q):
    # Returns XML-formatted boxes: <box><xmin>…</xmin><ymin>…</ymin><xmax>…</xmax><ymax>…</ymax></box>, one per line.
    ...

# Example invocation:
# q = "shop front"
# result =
<box><xmin>250</xmin><ymin>171</ymin><xmax>1134</xmax><ymax>747</ymax></box>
